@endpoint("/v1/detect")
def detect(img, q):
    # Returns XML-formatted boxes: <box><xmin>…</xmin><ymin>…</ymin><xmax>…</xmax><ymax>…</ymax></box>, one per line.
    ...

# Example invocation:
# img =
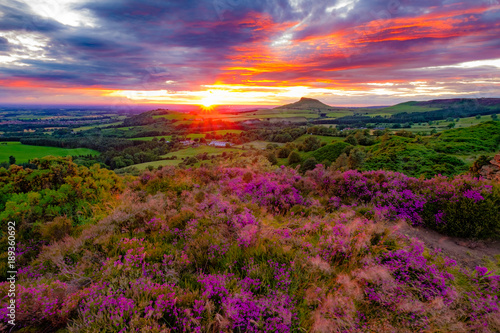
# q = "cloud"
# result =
<box><xmin>0</xmin><ymin>0</ymin><xmax>63</xmax><ymax>33</ymax></box>
<box><xmin>0</xmin><ymin>0</ymin><xmax>499</xmax><ymax>105</ymax></box>
<box><xmin>0</xmin><ymin>36</ymin><xmax>9</xmax><ymax>51</ymax></box>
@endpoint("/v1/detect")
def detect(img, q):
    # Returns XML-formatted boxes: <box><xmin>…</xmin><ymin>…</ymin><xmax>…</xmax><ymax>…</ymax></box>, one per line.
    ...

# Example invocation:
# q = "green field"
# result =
<box><xmin>234</xmin><ymin>141</ymin><xmax>284</xmax><ymax>150</ymax></box>
<box><xmin>325</xmin><ymin>111</ymin><xmax>354</xmax><ymax>118</ymax></box>
<box><xmin>161</xmin><ymin>146</ymin><xmax>241</xmax><ymax>159</ymax></box>
<box><xmin>73</xmin><ymin>121</ymin><xmax>123</xmax><ymax>132</ymax></box>
<box><xmin>294</xmin><ymin>134</ymin><xmax>344</xmax><ymax>144</ymax></box>
<box><xmin>124</xmin><ymin>146</ymin><xmax>242</xmax><ymax>170</ymax></box>
<box><xmin>129</xmin><ymin>136</ymin><xmax>172</xmax><ymax>141</ymax></box>
<box><xmin>129</xmin><ymin>133</ymin><xmax>207</xmax><ymax>141</ymax></box>
<box><xmin>125</xmin><ymin>159</ymin><xmax>183</xmax><ymax>170</ymax></box>
<box><xmin>207</xmin><ymin>130</ymin><xmax>244</xmax><ymax>135</ymax></box>
<box><xmin>395</xmin><ymin>114</ymin><xmax>499</xmax><ymax>133</ymax></box>
<box><xmin>116</xmin><ymin>126</ymin><xmax>140</xmax><ymax>130</ymax></box>
<box><xmin>152</xmin><ymin>113</ymin><xmax>195</xmax><ymax>120</ymax></box>
<box><xmin>243</xmin><ymin>113</ymin><xmax>319</xmax><ymax>119</ymax></box>
<box><xmin>0</xmin><ymin>142</ymin><xmax>99</xmax><ymax>163</ymax></box>
<box><xmin>160</xmin><ymin>109</ymin><xmax>322</xmax><ymax>124</ymax></box>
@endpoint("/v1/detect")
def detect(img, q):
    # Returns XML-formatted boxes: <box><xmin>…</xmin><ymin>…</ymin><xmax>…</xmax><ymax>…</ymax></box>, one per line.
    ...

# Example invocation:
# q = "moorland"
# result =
<box><xmin>0</xmin><ymin>97</ymin><xmax>499</xmax><ymax>332</ymax></box>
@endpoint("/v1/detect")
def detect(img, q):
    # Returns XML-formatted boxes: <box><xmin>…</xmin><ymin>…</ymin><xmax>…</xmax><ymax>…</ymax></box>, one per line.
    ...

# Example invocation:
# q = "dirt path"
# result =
<box><xmin>396</xmin><ymin>222</ymin><xmax>500</xmax><ymax>269</ymax></box>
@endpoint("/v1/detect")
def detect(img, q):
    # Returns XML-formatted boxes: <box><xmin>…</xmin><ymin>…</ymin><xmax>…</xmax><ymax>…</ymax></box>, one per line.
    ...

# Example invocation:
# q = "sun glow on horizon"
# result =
<box><xmin>199</xmin><ymin>91</ymin><xmax>218</xmax><ymax>108</ymax></box>
<box><xmin>105</xmin><ymin>76</ymin><xmax>500</xmax><ymax>107</ymax></box>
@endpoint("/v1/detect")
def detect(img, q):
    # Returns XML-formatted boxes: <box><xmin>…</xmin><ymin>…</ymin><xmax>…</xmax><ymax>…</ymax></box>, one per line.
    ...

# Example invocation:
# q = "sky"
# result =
<box><xmin>0</xmin><ymin>0</ymin><xmax>499</xmax><ymax>107</ymax></box>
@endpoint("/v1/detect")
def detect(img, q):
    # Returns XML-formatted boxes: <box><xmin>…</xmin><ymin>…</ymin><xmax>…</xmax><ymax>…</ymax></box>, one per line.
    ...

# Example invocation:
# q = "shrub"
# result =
<box><xmin>311</xmin><ymin>141</ymin><xmax>351</xmax><ymax>162</ymax></box>
<box><xmin>422</xmin><ymin>189</ymin><xmax>500</xmax><ymax>238</ymax></box>
<box><xmin>267</xmin><ymin>153</ymin><xmax>278</xmax><ymax>165</ymax></box>
<box><xmin>186</xmin><ymin>156</ymin><xmax>199</xmax><ymax>165</ymax></box>
<box><xmin>38</xmin><ymin>216</ymin><xmax>73</xmax><ymax>242</ymax></box>
<box><xmin>288</xmin><ymin>151</ymin><xmax>301</xmax><ymax>164</ymax></box>
<box><xmin>277</xmin><ymin>147</ymin><xmax>291</xmax><ymax>158</ymax></box>
<box><xmin>299</xmin><ymin>157</ymin><xmax>318</xmax><ymax>174</ymax></box>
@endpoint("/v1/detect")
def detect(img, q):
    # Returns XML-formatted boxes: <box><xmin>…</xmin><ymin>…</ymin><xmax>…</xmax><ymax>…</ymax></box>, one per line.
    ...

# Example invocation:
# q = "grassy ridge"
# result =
<box><xmin>374</xmin><ymin>101</ymin><xmax>441</xmax><ymax>114</ymax></box>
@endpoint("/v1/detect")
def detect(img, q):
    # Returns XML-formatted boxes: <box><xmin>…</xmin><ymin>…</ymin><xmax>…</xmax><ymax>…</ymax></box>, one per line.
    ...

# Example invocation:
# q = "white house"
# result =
<box><xmin>208</xmin><ymin>141</ymin><xmax>232</xmax><ymax>147</ymax></box>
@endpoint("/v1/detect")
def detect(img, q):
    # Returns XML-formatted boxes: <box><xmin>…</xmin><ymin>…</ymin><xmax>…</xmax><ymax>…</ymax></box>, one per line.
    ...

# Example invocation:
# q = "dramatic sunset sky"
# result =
<box><xmin>0</xmin><ymin>0</ymin><xmax>499</xmax><ymax>106</ymax></box>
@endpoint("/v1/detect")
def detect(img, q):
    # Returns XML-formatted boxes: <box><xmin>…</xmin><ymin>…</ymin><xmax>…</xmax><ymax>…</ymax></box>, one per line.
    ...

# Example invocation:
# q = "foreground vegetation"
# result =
<box><xmin>0</xmin><ymin>157</ymin><xmax>499</xmax><ymax>332</ymax></box>
<box><xmin>0</xmin><ymin>100</ymin><xmax>499</xmax><ymax>332</ymax></box>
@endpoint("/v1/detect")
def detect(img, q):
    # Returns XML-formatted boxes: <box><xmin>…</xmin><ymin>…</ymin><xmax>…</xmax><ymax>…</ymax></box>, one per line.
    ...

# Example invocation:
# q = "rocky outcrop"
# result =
<box><xmin>479</xmin><ymin>153</ymin><xmax>500</xmax><ymax>182</ymax></box>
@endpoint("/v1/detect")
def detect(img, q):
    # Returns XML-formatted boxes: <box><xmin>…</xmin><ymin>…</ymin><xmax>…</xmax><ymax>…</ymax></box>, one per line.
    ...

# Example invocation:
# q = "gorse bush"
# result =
<box><xmin>427</xmin><ymin>121</ymin><xmax>500</xmax><ymax>153</ymax></box>
<box><xmin>311</xmin><ymin>141</ymin><xmax>351</xmax><ymax>163</ymax></box>
<box><xmin>0</xmin><ymin>162</ymin><xmax>499</xmax><ymax>332</ymax></box>
<box><xmin>364</xmin><ymin>136</ymin><xmax>467</xmax><ymax>177</ymax></box>
<box><xmin>0</xmin><ymin>157</ymin><xmax>124</xmax><ymax>279</ymax></box>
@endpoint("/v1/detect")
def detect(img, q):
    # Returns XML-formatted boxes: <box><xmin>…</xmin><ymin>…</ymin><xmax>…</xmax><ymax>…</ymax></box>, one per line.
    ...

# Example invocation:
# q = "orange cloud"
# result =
<box><xmin>212</xmin><ymin>2</ymin><xmax>500</xmax><ymax>90</ymax></box>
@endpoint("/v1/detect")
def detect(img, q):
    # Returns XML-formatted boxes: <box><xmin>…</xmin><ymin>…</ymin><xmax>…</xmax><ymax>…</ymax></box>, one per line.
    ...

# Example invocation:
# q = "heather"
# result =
<box><xmin>0</xmin><ymin>158</ymin><xmax>499</xmax><ymax>332</ymax></box>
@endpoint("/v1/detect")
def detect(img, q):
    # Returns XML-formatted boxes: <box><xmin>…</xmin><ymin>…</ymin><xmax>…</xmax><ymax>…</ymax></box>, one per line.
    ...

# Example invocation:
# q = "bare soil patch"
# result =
<box><xmin>396</xmin><ymin>221</ymin><xmax>500</xmax><ymax>269</ymax></box>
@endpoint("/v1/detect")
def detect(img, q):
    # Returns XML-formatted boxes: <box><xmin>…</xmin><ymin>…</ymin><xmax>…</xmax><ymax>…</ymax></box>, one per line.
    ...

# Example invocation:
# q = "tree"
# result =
<box><xmin>300</xmin><ymin>157</ymin><xmax>317</xmax><ymax>173</ymax></box>
<box><xmin>288</xmin><ymin>151</ymin><xmax>301</xmax><ymax>164</ymax></box>
<box><xmin>302</xmin><ymin>136</ymin><xmax>321</xmax><ymax>152</ymax></box>
<box><xmin>111</xmin><ymin>156</ymin><xmax>127</xmax><ymax>169</ymax></box>
<box><xmin>347</xmin><ymin>147</ymin><xmax>366</xmax><ymax>170</ymax></box>
<box><xmin>492</xmin><ymin>114</ymin><xmax>498</xmax><ymax>120</ymax></box>
<box><xmin>9</xmin><ymin>156</ymin><xmax>15</xmax><ymax>165</ymax></box>
<box><xmin>447</xmin><ymin>122</ymin><xmax>456</xmax><ymax>129</ymax></box>
<box><xmin>186</xmin><ymin>156</ymin><xmax>199</xmax><ymax>165</ymax></box>
<box><xmin>344</xmin><ymin>135</ymin><xmax>358</xmax><ymax>146</ymax></box>
<box><xmin>267</xmin><ymin>153</ymin><xmax>278</xmax><ymax>165</ymax></box>
<box><xmin>333</xmin><ymin>153</ymin><xmax>349</xmax><ymax>171</ymax></box>
<box><xmin>277</xmin><ymin>147</ymin><xmax>291</xmax><ymax>158</ymax></box>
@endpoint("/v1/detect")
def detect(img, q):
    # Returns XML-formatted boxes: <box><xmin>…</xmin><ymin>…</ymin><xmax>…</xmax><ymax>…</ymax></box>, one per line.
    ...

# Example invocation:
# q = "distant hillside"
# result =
<box><xmin>377</xmin><ymin>98</ymin><xmax>500</xmax><ymax>115</ymax></box>
<box><xmin>275</xmin><ymin>97</ymin><xmax>335</xmax><ymax>110</ymax></box>
<box><xmin>314</xmin><ymin>98</ymin><xmax>500</xmax><ymax>125</ymax></box>
<box><xmin>417</xmin><ymin>98</ymin><xmax>500</xmax><ymax>108</ymax></box>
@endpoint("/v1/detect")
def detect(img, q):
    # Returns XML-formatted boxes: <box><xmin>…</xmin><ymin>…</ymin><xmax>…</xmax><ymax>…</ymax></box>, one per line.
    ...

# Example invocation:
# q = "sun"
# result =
<box><xmin>199</xmin><ymin>91</ymin><xmax>218</xmax><ymax>108</ymax></box>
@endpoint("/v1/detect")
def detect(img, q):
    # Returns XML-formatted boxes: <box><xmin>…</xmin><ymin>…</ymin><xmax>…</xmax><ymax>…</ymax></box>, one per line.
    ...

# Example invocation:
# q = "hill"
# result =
<box><xmin>275</xmin><ymin>97</ymin><xmax>335</xmax><ymax>110</ymax></box>
<box><xmin>374</xmin><ymin>98</ymin><xmax>500</xmax><ymax>115</ymax></box>
<box><xmin>417</xmin><ymin>98</ymin><xmax>500</xmax><ymax>108</ymax></box>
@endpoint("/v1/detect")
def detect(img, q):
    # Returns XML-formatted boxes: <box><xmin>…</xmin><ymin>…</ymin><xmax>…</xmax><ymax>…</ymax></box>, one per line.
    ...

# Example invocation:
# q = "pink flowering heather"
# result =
<box><xmin>3</xmin><ymin>164</ymin><xmax>499</xmax><ymax>332</ymax></box>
